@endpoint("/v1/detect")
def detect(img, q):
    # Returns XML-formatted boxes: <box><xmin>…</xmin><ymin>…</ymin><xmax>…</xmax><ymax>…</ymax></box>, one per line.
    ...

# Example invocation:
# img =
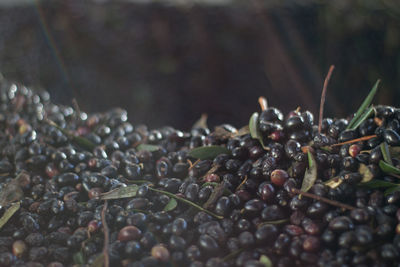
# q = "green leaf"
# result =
<box><xmin>360</xmin><ymin>179</ymin><xmax>398</xmax><ymax>189</ymax></box>
<box><xmin>73</xmin><ymin>251</ymin><xmax>86</xmax><ymax>265</ymax></box>
<box><xmin>384</xmin><ymin>186</ymin><xmax>400</xmax><ymax>196</ymax></box>
<box><xmin>163</xmin><ymin>198</ymin><xmax>178</xmax><ymax>212</ymax></box>
<box><xmin>347</xmin><ymin>79</ymin><xmax>380</xmax><ymax>129</ymax></box>
<box><xmin>0</xmin><ymin>202</ymin><xmax>20</xmax><ymax>230</ymax></box>
<box><xmin>259</xmin><ymin>255</ymin><xmax>273</xmax><ymax>267</ymax></box>
<box><xmin>100</xmin><ymin>185</ymin><xmax>139</xmax><ymax>200</ymax></box>
<box><xmin>257</xmin><ymin>218</ymin><xmax>289</xmax><ymax>227</ymax></box>
<box><xmin>300</xmin><ymin>151</ymin><xmax>318</xmax><ymax>192</ymax></box>
<box><xmin>359</xmin><ymin>163</ymin><xmax>374</xmax><ymax>183</ymax></box>
<box><xmin>0</xmin><ymin>171</ymin><xmax>28</xmax><ymax>208</ymax></box>
<box><xmin>90</xmin><ymin>254</ymin><xmax>104</xmax><ymax>267</ymax></box>
<box><xmin>202</xmin><ymin>182</ymin><xmax>219</xmax><ymax>188</ymax></box>
<box><xmin>348</xmin><ymin>106</ymin><xmax>374</xmax><ymax>131</ymax></box>
<box><xmin>379</xmin><ymin>160</ymin><xmax>400</xmax><ymax>175</ymax></box>
<box><xmin>249</xmin><ymin>112</ymin><xmax>268</xmax><ymax>150</ymax></box>
<box><xmin>188</xmin><ymin>146</ymin><xmax>231</xmax><ymax>160</ymax></box>
<box><xmin>203</xmin><ymin>182</ymin><xmax>226</xmax><ymax>210</ymax></box>
<box><xmin>136</xmin><ymin>144</ymin><xmax>160</xmax><ymax>152</ymax></box>
<box><xmin>389</xmin><ymin>146</ymin><xmax>400</xmax><ymax>158</ymax></box>
<box><xmin>380</xmin><ymin>142</ymin><xmax>393</xmax><ymax>165</ymax></box>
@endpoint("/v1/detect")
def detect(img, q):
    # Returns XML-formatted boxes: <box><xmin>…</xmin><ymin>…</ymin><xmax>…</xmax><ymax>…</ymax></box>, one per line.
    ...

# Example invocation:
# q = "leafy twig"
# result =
<box><xmin>148</xmin><ymin>187</ymin><xmax>223</xmax><ymax>219</ymax></box>
<box><xmin>318</xmin><ymin>65</ymin><xmax>335</xmax><ymax>133</ymax></box>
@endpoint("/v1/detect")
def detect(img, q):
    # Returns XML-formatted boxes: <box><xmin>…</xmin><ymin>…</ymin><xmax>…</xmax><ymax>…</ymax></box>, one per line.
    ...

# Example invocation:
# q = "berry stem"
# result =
<box><xmin>101</xmin><ymin>200</ymin><xmax>110</xmax><ymax>267</ymax></box>
<box><xmin>258</xmin><ymin>96</ymin><xmax>268</xmax><ymax>111</ymax></box>
<box><xmin>331</xmin><ymin>134</ymin><xmax>377</xmax><ymax>147</ymax></box>
<box><xmin>318</xmin><ymin>65</ymin><xmax>335</xmax><ymax>133</ymax></box>
<box><xmin>291</xmin><ymin>188</ymin><xmax>355</xmax><ymax>210</ymax></box>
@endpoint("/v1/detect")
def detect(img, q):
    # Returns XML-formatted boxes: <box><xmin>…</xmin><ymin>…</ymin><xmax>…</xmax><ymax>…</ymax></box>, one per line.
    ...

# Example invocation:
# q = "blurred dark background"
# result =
<box><xmin>0</xmin><ymin>0</ymin><xmax>399</xmax><ymax>130</ymax></box>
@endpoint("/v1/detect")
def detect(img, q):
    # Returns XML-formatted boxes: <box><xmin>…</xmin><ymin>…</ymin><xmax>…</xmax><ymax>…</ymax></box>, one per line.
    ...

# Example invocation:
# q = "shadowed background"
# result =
<box><xmin>0</xmin><ymin>0</ymin><xmax>399</xmax><ymax>129</ymax></box>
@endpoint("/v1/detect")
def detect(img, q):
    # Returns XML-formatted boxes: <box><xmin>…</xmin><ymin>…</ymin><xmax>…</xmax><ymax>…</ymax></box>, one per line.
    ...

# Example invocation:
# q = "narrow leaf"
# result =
<box><xmin>359</xmin><ymin>163</ymin><xmax>374</xmax><ymax>183</ymax></box>
<box><xmin>348</xmin><ymin>106</ymin><xmax>374</xmax><ymax>130</ymax></box>
<box><xmin>0</xmin><ymin>172</ymin><xmax>28</xmax><ymax>208</ymax></box>
<box><xmin>163</xmin><ymin>198</ymin><xmax>178</xmax><ymax>212</ymax></box>
<box><xmin>389</xmin><ymin>146</ymin><xmax>400</xmax><ymax>158</ymax></box>
<box><xmin>379</xmin><ymin>160</ymin><xmax>400</xmax><ymax>175</ymax></box>
<box><xmin>249</xmin><ymin>112</ymin><xmax>268</xmax><ymax>150</ymax></box>
<box><xmin>73</xmin><ymin>251</ymin><xmax>86</xmax><ymax>265</ymax></box>
<box><xmin>136</xmin><ymin>144</ymin><xmax>160</xmax><ymax>152</ymax></box>
<box><xmin>380</xmin><ymin>142</ymin><xmax>393</xmax><ymax>165</ymax></box>
<box><xmin>249</xmin><ymin>112</ymin><xmax>261</xmax><ymax>140</ymax></box>
<box><xmin>0</xmin><ymin>202</ymin><xmax>20</xmax><ymax>230</ymax></box>
<box><xmin>100</xmin><ymin>185</ymin><xmax>139</xmax><ymax>200</ymax></box>
<box><xmin>360</xmin><ymin>179</ymin><xmax>398</xmax><ymax>189</ymax></box>
<box><xmin>148</xmin><ymin>187</ymin><xmax>223</xmax><ymax>219</ymax></box>
<box><xmin>48</xmin><ymin>119</ymin><xmax>96</xmax><ymax>151</ymax></box>
<box><xmin>257</xmin><ymin>218</ymin><xmax>289</xmax><ymax>227</ymax></box>
<box><xmin>301</xmin><ymin>151</ymin><xmax>318</xmax><ymax>192</ymax></box>
<box><xmin>203</xmin><ymin>182</ymin><xmax>226</xmax><ymax>210</ymax></box>
<box><xmin>259</xmin><ymin>255</ymin><xmax>273</xmax><ymax>267</ymax></box>
<box><xmin>90</xmin><ymin>254</ymin><xmax>104</xmax><ymax>267</ymax></box>
<box><xmin>384</xmin><ymin>186</ymin><xmax>400</xmax><ymax>196</ymax></box>
<box><xmin>347</xmin><ymin>79</ymin><xmax>380</xmax><ymax>129</ymax></box>
<box><xmin>188</xmin><ymin>146</ymin><xmax>231</xmax><ymax>160</ymax></box>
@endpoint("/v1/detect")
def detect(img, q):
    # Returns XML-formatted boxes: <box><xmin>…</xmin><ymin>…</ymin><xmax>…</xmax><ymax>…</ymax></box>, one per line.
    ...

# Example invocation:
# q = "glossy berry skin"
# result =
<box><xmin>270</xmin><ymin>169</ymin><xmax>289</xmax><ymax>186</ymax></box>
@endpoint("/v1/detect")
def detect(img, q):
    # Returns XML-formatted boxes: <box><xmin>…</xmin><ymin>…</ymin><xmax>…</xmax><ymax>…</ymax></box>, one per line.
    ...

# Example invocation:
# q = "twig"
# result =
<box><xmin>331</xmin><ymin>135</ymin><xmax>377</xmax><ymax>147</ymax></box>
<box><xmin>258</xmin><ymin>96</ymin><xmax>268</xmax><ymax>111</ymax></box>
<box><xmin>72</xmin><ymin>98</ymin><xmax>81</xmax><ymax>116</ymax></box>
<box><xmin>318</xmin><ymin>65</ymin><xmax>335</xmax><ymax>133</ymax></box>
<box><xmin>235</xmin><ymin>175</ymin><xmax>248</xmax><ymax>192</ymax></box>
<box><xmin>101</xmin><ymin>200</ymin><xmax>109</xmax><ymax>267</ymax></box>
<box><xmin>188</xmin><ymin>159</ymin><xmax>201</xmax><ymax>171</ymax></box>
<box><xmin>291</xmin><ymin>188</ymin><xmax>355</xmax><ymax>210</ymax></box>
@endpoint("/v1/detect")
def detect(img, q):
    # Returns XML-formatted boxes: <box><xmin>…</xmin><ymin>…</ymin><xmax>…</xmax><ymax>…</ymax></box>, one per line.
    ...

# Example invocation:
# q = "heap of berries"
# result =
<box><xmin>0</xmin><ymin>77</ymin><xmax>399</xmax><ymax>267</ymax></box>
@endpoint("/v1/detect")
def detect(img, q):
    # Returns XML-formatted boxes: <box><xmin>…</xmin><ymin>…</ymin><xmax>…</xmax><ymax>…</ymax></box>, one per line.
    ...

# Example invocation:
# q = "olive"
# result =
<box><xmin>329</xmin><ymin>216</ymin><xmax>354</xmax><ymax>232</ymax></box>
<box><xmin>118</xmin><ymin>226</ymin><xmax>142</xmax><ymax>242</ymax></box>
<box><xmin>198</xmin><ymin>234</ymin><xmax>219</xmax><ymax>254</ymax></box>
<box><xmin>270</xmin><ymin>169</ymin><xmax>289</xmax><ymax>186</ymax></box>
<box><xmin>151</xmin><ymin>244</ymin><xmax>170</xmax><ymax>262</ymax></box>
<box><xmin>383</xmin><ymin>129</ymin><xmax>400</xmax><ymax>145</ymax></box>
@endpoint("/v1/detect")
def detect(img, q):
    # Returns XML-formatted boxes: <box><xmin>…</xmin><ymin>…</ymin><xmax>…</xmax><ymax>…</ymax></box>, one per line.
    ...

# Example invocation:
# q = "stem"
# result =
<box><xmin>101</xmin><ymin>200</ymin><xmax>109</xmax><ymax>267</ymax></box>
<box><xmin>188</xmin><ymin>159</ymin><xmax>200</xmax><ymax>171</ymax></box>
<box><xmin>148</xmin><ymin>187</ymin><xmax>223</xmax><ymax>219</ymax></box>
<box><xmin>319</xmin><ymin>65</ymin><xmax>335</xmax><ymax>133</ymax></box>
<box><xmin>258</xmin><ymin>96</ymin><xmax>268</xmax><ymax>111</ymax></box>
<box><xmin>235</xmin><ymin>175</ymin><xmax>248</xmax><ymax>191</ymax></box>
<box><xmin>291</xmin><ymin>188</ymin><xmax>355</xmax><ymax>210</ymax></box>
<box><xmin>257</xmin><ymin>218</ymin><xmax>289</xmax><ymax>228</ymax></box>
<box><xmin>331</xmin><ymin>135</ymin><xmax>377</xmax><ymax>147</ymax></box>
<box><xmin>222</xmin><ymin>248</ymin><xmax>245</xmax><ymax>262</ymax></box>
